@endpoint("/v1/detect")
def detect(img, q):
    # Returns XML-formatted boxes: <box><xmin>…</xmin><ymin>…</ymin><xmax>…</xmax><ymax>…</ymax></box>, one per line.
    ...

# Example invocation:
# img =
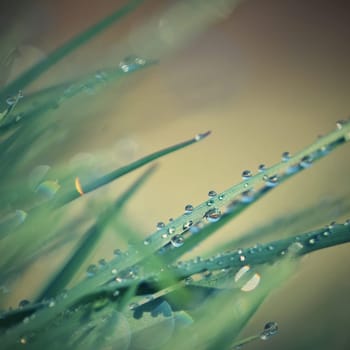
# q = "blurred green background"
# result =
<box><xmin>1</xmin><ymin>0</ymin><xmax>350</xmax><ymax>349</ymax></box>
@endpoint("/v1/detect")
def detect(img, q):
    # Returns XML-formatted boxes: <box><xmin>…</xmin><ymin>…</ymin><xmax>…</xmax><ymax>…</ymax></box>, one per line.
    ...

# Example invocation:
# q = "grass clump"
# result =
<box><xmin>0</xmin><ymin>1</ymin><xmax>349</xmax><ymax>349</ymax></box>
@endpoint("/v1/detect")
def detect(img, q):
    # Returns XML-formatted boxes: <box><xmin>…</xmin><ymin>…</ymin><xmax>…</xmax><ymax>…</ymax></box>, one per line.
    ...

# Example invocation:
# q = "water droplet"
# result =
<box><xmin>300</xmin><ymin>155</ymin><xmax>313</xmax><ymax>168</ymax></box>
<box><xmin>258</xmin><ymin>164</ymin><xmax>266</xmax><ymax>172</ymax></box>
<box><xmin>204</xmin><ymin>208</ymin><xmax>221</xmax><ymax>223</ymax></box>
<box><xmin>208</xmin><ymin>190</ymin><xmax>217</xmax><ymax>197</ymax></box>
<box><xmin>241</xmin><ymin>170</ymin><xmax>252</xmax><ymax>180</ymax></box>
<box><xmin>206</xmin><ymin>199</ymin><xmax>214</xmax><ymax>206</ymax></box>
<box><xmin>239</xmin><ymin>255</ymin><xmax>246</xmax><ymax>262</ymax></box>
<box><xmin>129</xmin><ymin>302</ymin><xmax>139</xmax><ymax>310</ymax></box>
<box><xmin>184</xmin><ymin>204</ymin><xmax>194</xmax><ymax>214</ymax></box>
<box><xmin>218</xmin><ymin>194</ymin><xmax>225</xmax><ymax>200</ymax></box>
<box><xmin>327</xmin><ymin>221</ymin><xmax>336</xmax><ymax>230</ymax></box>
<box><xmin>95</xmin><ymin>71</ymin><xmax>107</xmax><ymax>81</ymax></box>
<box><xmin>171</xmin><ymin>234</ymin><xmax>184</xmax><ymax>248</ymax></box>
<box><xmin>195</xmin><ymin>131</ymin><xmax>211</xmax><ymax>141</ymax></box>
<box><xmin>98</xmin><ymin>259</ymin><xmax>107</xmax><ymax>267</ymax></box>
<box><xmin>183</xmin><ymin>220</ymin><xmax>193</xmax><ymax>230</ymax></box>
<box><xmin>161</xmin><ymin>232</ymin><xmax>168</xmax><ymax>239</ymax></box>
<box><xmin>168</xmin><ymin>226</ymin><xmax>176</xmax><ymax>234</ymax></box>
<box><xmin>19</xmin><ymin>336</ymin><xmax>27</xmax><ymax>345</ymax></box>
<box><xmin>336</xmin><ymin>120</ymin><xmax>347</xmax><ymax>130</ymax></box>
<box><xmin>48</xmin><ymin>300</ymin><xmax>55</xmax><ymax>308</ymax></box>
<box><xmin>86</xmin><ymin>264</ymin><xmax>98</xmax><ymax>277</ymax></box>
<box><xmin>156</xmin><ymin>222</ymin><xmax>165</xmax><ymax>230</ymax></box>
<box><xmin>115</xmin><ymin>277</ymin><xmax>123</xmax><ymax>283</ymax></box>
<box><xmin>260</xmin><ymin>321</ymin><xmax>278</xmax><ymax>340</ymax></box>
<box><xmin>119</xmin><ymin>55</ymin><xmax>147</xmax><ymax>72</ymax></box>
<box><xmin>111</xmin><ymin>268</ymin><xmax>118</xmax><ymax>275</ymax></box>
<box><xmin>344</xmin><ymin>219</ymin><xmax>349</xmax><ymax>226</ymax></box>
<box><xmin>143</xmin><ymin>238</ymin><xmax>151</xmax><ymax>246</ymax></box>
<box><xmin>241</xmin><ymin>190</ymin><xmax>254</xmax><ymax>203</ymax></box>
<box><xmin>234</xmin><ymin>265</ymin><xmax>261</xmax><ymax>292</ymax></box>
<box><xmin>19</xmin><ymin>300</ymin><xmax>30</xmax><ymax>308</ymax></box>
<box><xmin>264</xmin><ymin>175</ymin><xmax>279</xmax><ymax>187</ymax></box>
<box><xmin>281</xmin><ymin>151</ymin><xmax>291</xmax><ymax>161</ymax></box>
<box><xmin>308</xmin><ymin>238</ymin><xmax>316</xmax><ymax>245</ymax></box>
<box><xmin>114</xmin><ymin>248</ymin><xmax>122</xmax><ymax>257</ymax></box>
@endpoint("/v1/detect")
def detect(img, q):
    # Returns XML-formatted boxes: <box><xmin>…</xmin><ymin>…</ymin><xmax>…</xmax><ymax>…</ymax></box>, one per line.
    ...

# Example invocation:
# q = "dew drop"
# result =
<box><xmin>129</xmin><ymin>302</ymin><xmax>139</xmax><ymax>310</ymax></box>
<box><xmin>86</xmin><ymin>264</ymin><xmax>98</xmax><ymax>277</ymax></box>
<box><xmin>239</xmin><ymin>255</ymin><xmax>246</xmax><ymax>262</ymax></box>
<box><xmin>168</xmin><ymin>226</ymin><xmax>176</xmax><ymax>234</ymax></box>
<box><xmin>344</xmin><ymin>219</ymin><xmax>350</xmax><ymax>226</ymax></box>
<box><xmin>336</xmin><ymin>120</ymin><xmax>347</xmax><ymax>130</ymax></box>
<box><xmin>143</xmin><ymin>238</ymin><xmax>151</xmax><ymax>246</ymax></box>
<box><xmin>204</xmin><ymin>208</ymin><xmax>222</xmax><ymax>223</ymax></box>
<box><xmin>327</xmin><ymin>221</ymin><xmax>336</xmax><ymax>230</ymax></box>
<box><xmin>241</xmin><ymin>170</ymin><xmax>252</xmax><ymax>180</ymax></box>
<box><xmin>260</xmin><ymin>321</ymin><xmax>279</xmax><ymax>340</ymax></box>
<box><xmin>264</xmin><ymin>175</ymin><xmax>279</xmax><ymax>187</ymax></box>
<box><xmin>161</xmin><ymin>232</ymin><xmax>168</xmax><ymax>239</ymax></box>
<box><xmin>218</xmin><ymin>194</ymin><xmax>225</xmax><ymax>200</ymax></box>
<box><xmin>28</xmin><ymin>165</ymin><xmax>50</xmax><ymax>191</ymax></box>
<box><xmin>114</xmin><ymin>249</ymin><xmax>122</xmax><ymax>257</ymax></box>
<box><xmin>208</xmin><ymin>190</ymin><xmax>217</xmax><ymax>197</ymax></box>
<box><xmin>184</xmin><ymin>204</ymin><xmax>194</xmax><ymax>214</ymax></box>
<box><xmin>300</xmin><ymin>155</ymin><xmax>313</xmax><ymax>168</ymax></box>
<box><xmin>156</xmin><ymin>222</ymin><xmax>165</xmax><ymax>230</ymax></box>
<box><xmin>258</xmin><ymin>164</ymin><xmax>266</xmax><ymax>172</ymax></box>
<box><xmin>98</xmin><ymin>259</ymin><xmax>107</xmax><ymax>267</ymax></box>
<box><xmin>308</xmin><ymin>238</ymin><xmax>316</xmax><ymax>245</ymax></box>
<box><xmin>281</xmin><ymin>151</ymin><xmax>291</xmax><ymax>162</ymax></box>
<box><xmin>206</xmin><ymin>199</ymin><xmax>214</xmax><ymax>206</ymax></box>
<box><xmin>19</xmin><ymin>336</ymin><xmax>27</xmax><ymax>345</ymax></box>
<box><xmin>195</xmin><ymin>131</ymin><xmax>211</xmax><ymax>141</ymax></box>
<box><xmin>241</xmin><ymin>190</ymin><xmax>254</xmax><ymax>203</ymax></box>
<box><xmin>111</xmin><ymin>268</ymin><xmax>118</xmax><ymax>275</ymax></box>
<box><xmin>170</xmin><ymin>234</ymin><xmax>184</xmax><ymax>248</ymax></box>
<box><xmin>19</xmin><ymin>300</ymin><xmax>30</xmax><ymax>308</ymax></box>
<box><xmin>183</xmin><ymin>220</ymin><xmax>193</xmax><ymax>230</ymax></box>
<box><xmin>119</xmin><ymin>55</ymin><xmax>147</xmax><ymax>72</ymax></box>
<box><xmin>15</xmin><ymin>210</ymin><xmax>28</xmax><ymax>225</ymax></box>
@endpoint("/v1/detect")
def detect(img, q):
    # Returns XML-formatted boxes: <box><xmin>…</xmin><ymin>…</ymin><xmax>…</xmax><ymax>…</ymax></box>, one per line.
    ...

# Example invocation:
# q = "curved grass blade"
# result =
<box><xmin>35</xmin><ymin>165</ymin><xmax>157</xmax><ymax>301</ymax></box>
<box><xmin>0</xmin><ymin>0</ymin><xmax>145</xmax><ymax>105</ymax></box>
<box><xmin>53</xmin><ymin>131</ymin><xmax>211</xmax><ymax>207</ymax></box>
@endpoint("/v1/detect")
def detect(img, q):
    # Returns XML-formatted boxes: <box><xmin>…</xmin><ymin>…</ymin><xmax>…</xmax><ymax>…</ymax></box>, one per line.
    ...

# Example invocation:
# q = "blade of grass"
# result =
<box><xmin>0</xmin><ymin>0</ymin><xmax>145</xmax><ymax>104</ymax></box>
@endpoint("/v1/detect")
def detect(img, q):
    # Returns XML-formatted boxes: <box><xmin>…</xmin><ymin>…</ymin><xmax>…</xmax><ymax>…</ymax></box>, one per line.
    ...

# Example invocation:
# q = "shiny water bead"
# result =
<box><xmin>168</xmin><ymin>226</ymin><xmax>176</xmax><ymax>234</ymax></box>
<box><xmin>258</xmin><ymin>164</ymin><xmax>266</xmax><ymax>172</ymax></box>
<box><xmin>170</xmin><ymin>234</ymin><xmax>185</xmax><ymax>248</ymax></box>
<box><xmin>28</xmin><ymin>165</ymin><xmax>51</xmax><ymax>190</ymax></box>
<box><xmin>119</xmin><ymin>55</ymin><xmax>147</xmax><ymax>72</ymax></box>
<box><xmin>327</xmin><ymin>221</ymin><xmax>336</xmax><ymax>230</ymax></box>
<box><xmin>35</xmin><ymin>180</ymin><xmax>60</xmax><ymax>199</ymax></box>
<box><xmin>206</xmin><ymin>199</ymin><xmax>215</xmax><ymax>206</ymax></box>
<box><xmin>260</xmin><ymin>321</ymin><xmax>279</xmax><ymax>340</ymax></box>
<box><xmin>129</xmin><ymin>302</ymin><xmax>139</xmax><ymax>310</ymax></box>
<box><xmin>241</xmin><ymin>170</ymin><xmax>252</xmax><ymax>180</ymax></box>
<box><xmin>345</xmin><ymin>219</ymin><xmax>350</xmax><ymax>226</ymax></box>
<box><xmin>184</xmin><ymin>204</ymin><xmax>194</xmax><ymax>214</ymax></box>
<box><xmin>98</xmin><ymin>259</ymin><xmax>107</xmax><ymax>267</ymax></box>
<box><xmin>218</xmin><ymin>194</ymin><xmax>225</xmax><ymax>200</ymax></box>
<box><xmin>241</xmin><ymin>190</ymin><xmax>254</xmax><ymax>203</ymax></box>
<box><xmin>300</xmin><ymin>155</ymin><xmax>313</xmax><ymax>168</ymax></box>
<box><xmin>204</xmin><ymin>208</ymin><xmax>222</xmax><ymax>223</ymax></box>
<box><xmin>264</xmin><ymin>175</ymin><xmax>279</xmax><ymax>187</ymax></box>
<box><xmin>161</xmin><ymin>232</ymin><xmax>169</xmax><ymax>239</ymax></box>
<box><xmin>113</xmin><ymin>248</ymin><xmax>122</xmax><ymax>257</ymax></box>
<box><xmin>308</xmin><ymin>238</ymin><xmax>316</xmax><ymax>245</ymax></box>
<box><xmin>143</xmin><ymin>238</ymin><xmax>151</xmax><ymax>246</ymax></box>
<box><xmin>86</xmin><ymin>264</ymin><xmax>98</xmax><ymax>277</ymax></box>
<box><xmin>239</xmin><ymin>255</ymin><xmax>246</xmax><ymax>262</ymax></box>
<box><xmin>19</xmin><ymin>336</ymin><xmax>27</xmax><ymax>345</ymax></box>
<box><xmin>19</xmin><ymin>300</ymin><xmax>30</xmax><ymax>308</ymax></box>
<box><xmin>156</xmin><ymin>222</ymin><xmax>165</xmax><ymax>230</ymax></box>
<box><xmin>95</xmin><ymin>71</ymin><xmax>107</xmax><ymax>81</ymax></box>
<box><xmin>281</xmin><ymin>151</ymin><xmax>291</xmax><ymax>161</ymax></box>
<box><xmin>195</xmin><ymin>131</ymin><xmax>211</xmax><ymax>141</ymax></box>
<box><xmin>208</xmin><ymin>190</ymin><xmax>217</xmax><ymax>197</ymax></box>
<box><xmin>336</xmin><ymin>119</ymin><xmax>347</xmax><ymax>129</ymax></box>
<box><xmin>183</xmin><ymin>220</ymin><xmax>193</xmax><ymax>230</ymax></box>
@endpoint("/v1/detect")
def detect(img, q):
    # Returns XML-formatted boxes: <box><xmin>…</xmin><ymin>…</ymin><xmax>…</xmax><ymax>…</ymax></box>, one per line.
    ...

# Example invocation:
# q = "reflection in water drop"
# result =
<box><xmin>234</xmin><ymin>265</ymin><xmax>261</xmax><ymax>292</ymax></box>
<box><xmin>260</xmin><ymin>321</ymin><xmax>279</xmax><ymax>340</ymax></box>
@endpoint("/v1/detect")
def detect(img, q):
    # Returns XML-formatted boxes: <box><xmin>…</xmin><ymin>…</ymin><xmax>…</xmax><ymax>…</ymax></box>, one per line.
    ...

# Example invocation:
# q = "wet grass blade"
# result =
<box><xmin>53</xmin><ymin>131</ymin><xmax>211</xmax><ymax>207</ymax></box>
<box><xmin>36</xmin><ymin>165</ymin><xmax>157</xmax><ymax>301</ymax></box>
<box><xmin>0</xmin><ymin>0</ymin><xmax>145</xmax><ymax>104</ymax></box>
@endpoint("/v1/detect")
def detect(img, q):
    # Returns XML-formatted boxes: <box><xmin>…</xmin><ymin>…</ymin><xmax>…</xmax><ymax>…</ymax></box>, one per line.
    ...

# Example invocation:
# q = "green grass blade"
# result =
<box><xmin>35</xmin><ymin>165</ymin><xmax>157</xmax><ymax>301</ymax></box>
<box><xmin>0</xmin><ymin>0</ymin><xmax>145</xmax><ymax>104</ymax></box>
<box><xmin>53</xmin><ymin>131</ymin><xmax>211</xmax><ymax>207</ymax></box>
